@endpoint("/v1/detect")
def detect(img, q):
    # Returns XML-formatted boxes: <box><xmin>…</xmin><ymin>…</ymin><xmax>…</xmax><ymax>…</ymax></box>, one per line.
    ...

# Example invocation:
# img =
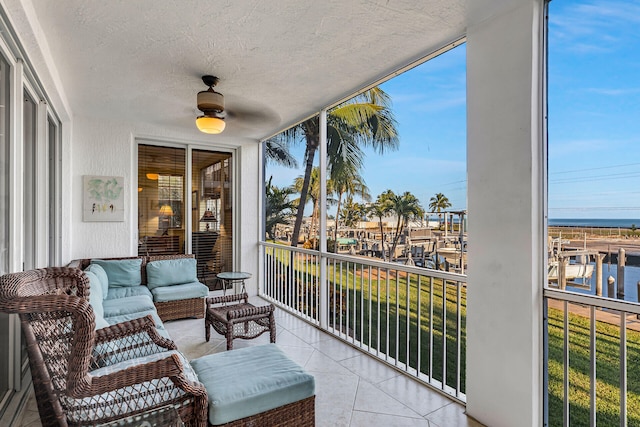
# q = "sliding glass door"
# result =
<box><xmin>0</xmin><ymin>49</ymin><xmax>10</xmax><ymax>419</ymax></box>
<box><xmin>191</xmin><ymin>149</ymin><xmax>232</xmax><ymax>290</ymax></box>
<box><xmin>138</xmin><ymin>145</ymin><xmax>186</xmax><ymax>256</ymax></box>
<box><xmin>137</xmin><ymin>144</ymin><xmax>234</xmax><ymax>291</ymax></box>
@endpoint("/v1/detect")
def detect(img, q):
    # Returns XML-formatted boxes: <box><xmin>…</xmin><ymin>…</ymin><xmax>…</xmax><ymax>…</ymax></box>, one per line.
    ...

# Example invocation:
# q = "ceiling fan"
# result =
<box><xmin>194</xmin><ymin>74</ymin><xmax>281</xmax><ymax>136</ymax></box>
<box><xmin>196</xmin><ymin>75</ymin><xmax>226</xmax><ymax>134</ymax></box>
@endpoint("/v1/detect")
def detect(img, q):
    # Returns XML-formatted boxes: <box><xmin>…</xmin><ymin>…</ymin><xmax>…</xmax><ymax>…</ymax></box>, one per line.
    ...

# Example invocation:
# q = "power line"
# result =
<box><xmin>550</xmin><ymin>171</ymin><xmax>640</xmax><ymax>184</ymax></box>
<box><xmin>550</xmin><ymin>162</ymin><xmax>640</xmax><ymax>175</ymax></box>
<box><xmin>549</xmin><ymin>206</ymin><xmax>640</xmax><ymax>211</ymax></box>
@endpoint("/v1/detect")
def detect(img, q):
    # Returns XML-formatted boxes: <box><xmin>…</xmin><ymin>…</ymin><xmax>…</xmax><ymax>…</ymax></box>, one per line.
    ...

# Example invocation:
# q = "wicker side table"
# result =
<box><xmin>205</xmin><ymin>293</ymin><xmax>276</xmax><ymax>350</ymax></box>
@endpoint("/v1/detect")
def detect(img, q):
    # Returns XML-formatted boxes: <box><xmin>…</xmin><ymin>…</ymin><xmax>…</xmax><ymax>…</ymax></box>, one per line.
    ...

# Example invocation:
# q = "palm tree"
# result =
<box><xmin>340</xmin><ymin>196</ymin><xmax>367</xmax><ymax>229</ymax></box>
<box><xmin>293</xmin><ymin>167</ymin><xmax>334</xmax><ymax>244</ymax></box>
<box><xmin>368</xmin><ymin>190</ymin><xmax>394</xmax><ymax>261</ymax></box>
<box><xmin>429</xmin><ymin>192</ymin><xmax>452</xmax><ymax>229</ymax></box>
<box><xmin>265</xmin><ymin>176</ymin><xmax>296</xmax><ymax>240</ymax></box>
<box><xmin>265</xmin><ymin>139</ymin><xmax>298</xmax><ymax>168</ymax></box>
<box><xmin>387</xmin><ymin>191</ymin><xmax>424</xmax><ymax>261</ymax></box>
<box><xmin>330</xmin><ymin>163</ymin><xmax>371</xmax><ymax>244</ymax></box>
<box><xmin>268</xmin><ymin>87</ymin><xmax>399</xmax><ymax>247</ymax></box>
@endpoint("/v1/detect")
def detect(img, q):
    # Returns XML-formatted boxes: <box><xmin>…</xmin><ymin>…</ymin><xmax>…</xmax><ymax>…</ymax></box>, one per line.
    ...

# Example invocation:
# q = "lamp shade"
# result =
<box><xmin>200</xmin><ymin>209</ymin><xmax>216</xmax><ymax>222</ymax></box>
<box><xmin>196</xmin><ymin>116</ymin><xmax>226</xmax><ymax>134</ymax></box>
<box><xmin>159</xmin><ymin>205</ymin><xmax>174</xmax><ymax>216</ymax></box>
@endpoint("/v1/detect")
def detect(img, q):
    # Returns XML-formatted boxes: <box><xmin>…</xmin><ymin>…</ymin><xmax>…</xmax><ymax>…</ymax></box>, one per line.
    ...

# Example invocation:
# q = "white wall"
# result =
<box><xmin>67</xmin><ymin>115</ymin><xmax>261</xmax><ymax>292</ymax></box>
<box><xmin>237</xmin><ymin>143</ymin><xmax>261</xmax><ymax>294</ymax></box>
<box><xmin>69</xmin><ymin>116</ymin><xmax>137</xmax><ymax>260</ymax></box>
<box><xmin>465</xmin><ymin>1</ymin><xmax>545</xmax><ymax>426</ymax></box>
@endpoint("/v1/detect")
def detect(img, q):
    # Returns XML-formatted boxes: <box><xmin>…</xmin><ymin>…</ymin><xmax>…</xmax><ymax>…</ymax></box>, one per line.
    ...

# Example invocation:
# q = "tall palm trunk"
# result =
<box><xmin>333</xmin><ymin>191</ymin><xmax>344</xmax><ymax>249</ymax></box>
<box><xmin>291</xmin><ymin>130</ymin><xmax>319</xmax><ymax>247</ymax></box>
<box><xmin>309</xmin><ymin>200</ymin><xmax>319</xmax><ymax>244</ymax></box>
<box><xmin>389</xmin><ymin>217</ymin><xmax>405</xmax><ymax>262</ymax></box>
<box><xmin>378</xmin><ymin>218</ymin><xmax>386</xmax><ymax>262</ymax></box>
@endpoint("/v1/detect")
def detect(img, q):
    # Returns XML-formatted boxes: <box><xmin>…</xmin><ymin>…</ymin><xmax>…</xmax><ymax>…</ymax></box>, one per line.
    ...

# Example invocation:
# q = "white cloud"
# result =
<box><xmin>550</xmin><ymin>0</ymin><xmax>640</xmax><ymax>53</ymax></box>
<box><xmin>585</xmin><ymin>87</ymin><xmax>640</xmax><ymax>96</ymax></box>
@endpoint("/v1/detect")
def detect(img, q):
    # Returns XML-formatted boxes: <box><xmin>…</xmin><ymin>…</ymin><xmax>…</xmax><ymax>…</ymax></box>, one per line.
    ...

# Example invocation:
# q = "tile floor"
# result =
<box><xmin>18</xmin><ymin>296</ymin><xmax>485</xmax><ymax>427</ymax></box>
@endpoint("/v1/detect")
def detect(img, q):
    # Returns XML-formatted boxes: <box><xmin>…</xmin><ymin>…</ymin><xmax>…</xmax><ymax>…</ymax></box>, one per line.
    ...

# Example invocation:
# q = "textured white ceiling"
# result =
<box><xmin>20</xmin><ymin>0</ymin><xmax>469</xmax><ymax>142</ymax></box>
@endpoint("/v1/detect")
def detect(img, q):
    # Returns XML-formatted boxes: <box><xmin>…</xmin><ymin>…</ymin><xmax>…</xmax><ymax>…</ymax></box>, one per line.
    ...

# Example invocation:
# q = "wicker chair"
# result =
<box><xmin>0</xmin><ymin>267</ymin><xmax>208</xmax><ymax>427</ymax></box>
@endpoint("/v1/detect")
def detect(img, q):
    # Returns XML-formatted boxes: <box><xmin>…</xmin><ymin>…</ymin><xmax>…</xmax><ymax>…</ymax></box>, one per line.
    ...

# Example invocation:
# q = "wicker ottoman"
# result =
<box><xmin>205</xmin><ymin>293</ymin><xmax>276</xmax><ymax>350</ymax></box>
<box><xmin>190</xmin><ymin>344</ymin><xmax>315</xmax><ymax>426</ymax></box>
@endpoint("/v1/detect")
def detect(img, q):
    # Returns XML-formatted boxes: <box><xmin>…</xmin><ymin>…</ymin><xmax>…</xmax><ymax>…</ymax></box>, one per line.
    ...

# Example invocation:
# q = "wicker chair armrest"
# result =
<box><xmin>94</xmin><ymin>315</ymin><xmax>176</xmax><ymax>350</ymax></box>
<box><xmin>83</xmin><ymin>353</ymin><xmax>205</xmax><ymax>398</ymax></box>
<box><xmin>92</xmin><ymin>315</ymin><xmax>177</xmax><ymax>368</ymax></box>
<box><xmin>227</xmin><ymin>304</ymin><xmax>274</xmax><ymax>320</ymax></box>
<box><xmin>206</xmin><ymin>292</ymin><xmax>249</xmax><ymax>307</ymax></box>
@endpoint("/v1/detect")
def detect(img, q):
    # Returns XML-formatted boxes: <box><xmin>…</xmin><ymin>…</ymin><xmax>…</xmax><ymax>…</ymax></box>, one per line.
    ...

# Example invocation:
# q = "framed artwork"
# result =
<box><xmin>83</xmin><ymin>175</ymin><xmax>125</xmax><ymax>222</ymax></box>
<box><xmin>192</xmin><ymin>190</ymin><xmax>198</xmax><ymax>211</ymax></box>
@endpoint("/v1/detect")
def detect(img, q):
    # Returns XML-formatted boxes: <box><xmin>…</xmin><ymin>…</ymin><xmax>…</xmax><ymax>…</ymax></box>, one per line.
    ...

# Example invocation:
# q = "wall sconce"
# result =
<box><xmin>146</xmin><ymin>173</ymin><xmax>159</xmax><ymax>180</ymax></box>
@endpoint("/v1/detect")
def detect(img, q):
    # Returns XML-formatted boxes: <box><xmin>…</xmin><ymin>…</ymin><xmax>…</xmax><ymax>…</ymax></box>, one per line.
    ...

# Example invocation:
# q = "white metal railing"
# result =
<box><xmin>544</xmin><ymin>288</ymin><xmax>640</xmax><ymax>427</ymax></box>
<box><xmin>259</xmin><ymin>241</ymin><xmax>467</xmax><ymax>401</ymax></box>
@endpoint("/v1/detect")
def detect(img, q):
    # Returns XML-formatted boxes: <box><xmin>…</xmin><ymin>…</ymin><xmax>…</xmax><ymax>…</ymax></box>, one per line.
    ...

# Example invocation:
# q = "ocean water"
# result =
<box><xmin>549</xmin><ymin>218</ymin><xmax>640</xmax><ymax>228</ymax></box>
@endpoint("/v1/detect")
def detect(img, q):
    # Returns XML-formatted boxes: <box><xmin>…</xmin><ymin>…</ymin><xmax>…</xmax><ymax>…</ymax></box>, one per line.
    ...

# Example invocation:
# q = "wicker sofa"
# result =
<box><xmin>0</xmin><ymin>266</ymin><xmax>316</xmax><ymax>426</ymax></box>
<box><xmin>70</xmin><ymin>254</ymin><xmax>208</xmax><ymax>322</ymax></box>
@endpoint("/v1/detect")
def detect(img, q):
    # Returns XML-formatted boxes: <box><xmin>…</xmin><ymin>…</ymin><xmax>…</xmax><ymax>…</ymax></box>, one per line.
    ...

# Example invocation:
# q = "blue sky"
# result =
<box><xmin>548</xmin><ymin>0</ymin><xmax>640</xmax><ymax>219</ymax></box>
<box><xmin>266</xmin><ymin>0</ymin><xmax>640</xmax><ymax>220</ymax></box>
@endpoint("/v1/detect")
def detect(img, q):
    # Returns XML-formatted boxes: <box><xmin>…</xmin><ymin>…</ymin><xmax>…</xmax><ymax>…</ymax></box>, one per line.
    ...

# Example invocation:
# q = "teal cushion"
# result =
<box><xmin>84</xmin><ymin>271</ymin><xmax>103</xmax><ymax>316</ymax></box>
<box><xmin>84</xmin><ymin>271</ymin><xmax>109</xmax><ymax>329</ymax></box>
<box><xmin>85</xmin><ymin>263</ymin><xmax>109</xmax><ymax>300</ymax></box>
<box><xmin>94</xmin><ymin>314</ymin><xmax>110</xmax><ymax>330</ymax></box>
<box><xmin>92</xmin><ymin>350</ymin><xmax>198</xmax><ymax>382</ymax></box>
<box><xmin>91</xmin><ymin>259</ymin><xmax>142</xmax><ymax>287</ymax></box>
<box><xmin>190</xmin><ymin>344</ymin><xmax>315</xmax><ymax>425</ymax></box>
<box><xmin>105</xmin><ymin>309</ymin><xmax>165</xmax><ymax>330</ymax></box>
<box><xmin>146</xmin><ymin>258</ymin><xmax>198</xmax><ymax>289</ymax></box>
<box><xmin>81</xmin><ymin>351</ymin><xmax>198</xmax><ymax>420</ymax></box>
<box><xmin>103</xmin><ymin>295</ymin><xmax>155</xmax><ymax>318</ymax></box>
<box><xmin>156</xmin><ymin>327</ymin><xmax>171</xmax><ymax>340</ymax></box>
<box><xmin>150</xmin><ymin>281</ymin><xmax>208</xmax><ymax>302</ymax></box>
<box><xmin>106</xmin><ymin>286</ymin><xmax>153</xmax><ymax>300</ymax></box>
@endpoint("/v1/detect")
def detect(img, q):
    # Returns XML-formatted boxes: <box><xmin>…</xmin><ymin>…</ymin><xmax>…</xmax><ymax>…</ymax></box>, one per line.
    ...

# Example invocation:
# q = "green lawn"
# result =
<box><xmin>547</xmin><ymin>306</ymin><xmax>640</xmax><ymax>426</ymax></box>
<box><xmin>264</xmin><ymin>245</ymin><xmax>640</xmax><ymax>424</ymax></box>
<box><xmin>265</xmin><ymin>247</ymin><xmax>466</xmax><ymax>392</ymax></box>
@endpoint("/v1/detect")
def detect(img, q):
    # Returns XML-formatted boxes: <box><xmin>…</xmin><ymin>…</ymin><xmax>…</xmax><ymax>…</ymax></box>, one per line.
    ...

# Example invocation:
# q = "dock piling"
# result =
<box><xmin>596</xmin><ymin>254</ymin><xmax>604</xmax><ymax>297</ymax></box>
<box><xmin>617</xmin><ymin>248</ymin><xmax>626</xmax><ymax>300</ymax></box>
<box><xmin>608</xmin><ymin>276</ymin><xmax>615</xmax><ymax>299</ymax></box>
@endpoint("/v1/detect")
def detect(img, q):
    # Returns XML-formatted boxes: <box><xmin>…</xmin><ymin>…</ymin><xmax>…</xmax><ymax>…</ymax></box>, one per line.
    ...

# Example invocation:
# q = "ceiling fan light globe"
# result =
<box><xmin>196</xmin><ymin>116</ymin><xmax>226</xmax><ymax>134</ymax></box>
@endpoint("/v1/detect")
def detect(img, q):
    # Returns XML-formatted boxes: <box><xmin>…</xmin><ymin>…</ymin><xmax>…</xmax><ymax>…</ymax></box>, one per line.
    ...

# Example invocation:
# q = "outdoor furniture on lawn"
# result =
<box><xmin>205</xmin><ymin>293</ymin><xmax>276</xmax><ymax>350</ymax></box>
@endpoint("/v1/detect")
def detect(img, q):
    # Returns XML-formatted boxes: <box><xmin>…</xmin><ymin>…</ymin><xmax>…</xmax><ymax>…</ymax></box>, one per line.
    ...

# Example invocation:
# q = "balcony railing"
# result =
<box><xmin>259</xmin><ymin>241</ymin><xmax>467</xmax><ymax>401</ymax></box>
<box><xmin>544</xmin><ymin>288</ymin><xmax>640</xmax><ymax>426</ymax></box>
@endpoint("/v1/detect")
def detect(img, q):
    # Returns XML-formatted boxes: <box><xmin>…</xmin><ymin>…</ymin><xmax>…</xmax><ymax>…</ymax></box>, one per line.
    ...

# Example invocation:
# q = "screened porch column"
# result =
<box><xmin>465</xmin><ymin>1</ymin><xmax>545</xmax><ymax>426</ymax></box>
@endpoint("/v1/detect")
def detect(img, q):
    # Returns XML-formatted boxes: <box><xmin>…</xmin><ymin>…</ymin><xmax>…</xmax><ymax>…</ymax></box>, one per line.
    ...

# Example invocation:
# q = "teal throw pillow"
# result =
<box><xmin>146</xmin><ymin>258</ymin><xmax>198</xmax><ymax>289</ymax></box>
<box><xmin>91</xmin><ymin>258</ymin><xmax>143</xmax><ymax>287</ymax></box>
<box><xmin>84</xmin><ymin>270</ymin><xmax>108</xmax><ymax>329</ymax></box>
<box><xmin>85</xmin><ymin>263</ymin><xmax>109</xmax><ymax>300</ymax></box>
